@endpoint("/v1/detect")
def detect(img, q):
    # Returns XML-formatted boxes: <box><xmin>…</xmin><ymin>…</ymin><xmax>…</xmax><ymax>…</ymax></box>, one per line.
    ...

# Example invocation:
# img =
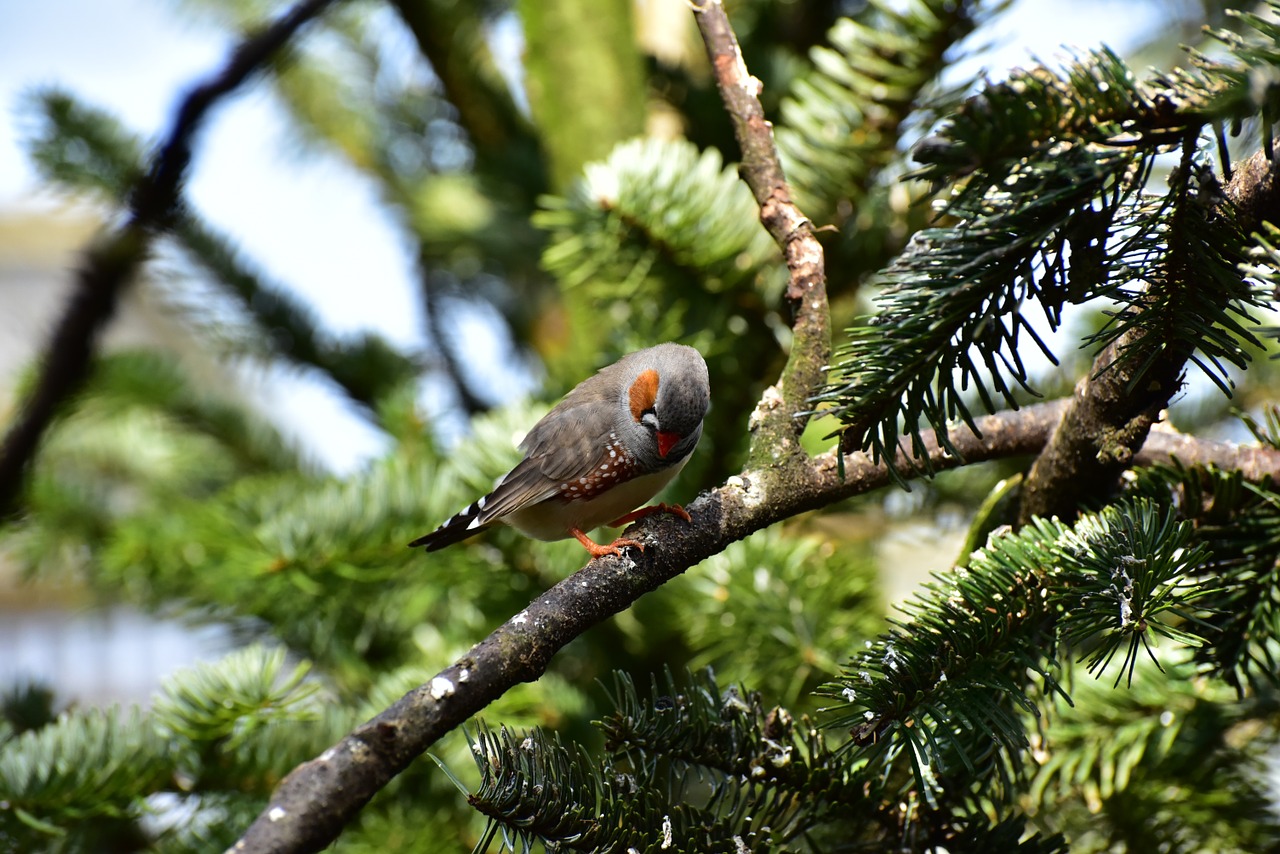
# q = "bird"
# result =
<box><xmin>409</xmin><ymin>343</ymin><xmax>710</xmax><ymax>558</ymax></box>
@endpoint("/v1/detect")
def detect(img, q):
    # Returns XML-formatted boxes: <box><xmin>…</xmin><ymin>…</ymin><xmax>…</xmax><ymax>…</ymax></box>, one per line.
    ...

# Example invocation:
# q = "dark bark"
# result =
<box><xmin>1019</xmin><ymin>145</ymin><xmax>1280</xmax><ymax>523</ymax></box>
<box><xmin>693</xmin><ymin>0</ymin><xmax>830</xmax><ymax>470</ymax></box>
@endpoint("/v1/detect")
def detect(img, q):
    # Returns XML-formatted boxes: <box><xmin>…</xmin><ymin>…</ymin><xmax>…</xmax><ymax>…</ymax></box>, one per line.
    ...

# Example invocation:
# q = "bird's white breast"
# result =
<box><xmin>503</xmin><ymin>459</ymin><xmax>688</xmax><ymax>541</ymax></box>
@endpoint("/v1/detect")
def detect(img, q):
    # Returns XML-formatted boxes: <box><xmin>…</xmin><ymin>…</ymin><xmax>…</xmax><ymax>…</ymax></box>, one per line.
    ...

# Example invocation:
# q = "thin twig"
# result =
<box><xmin>419</xmin><ymin>266</ymin><xmax>491</xmax><ymax>416</ymax></box>
<box><xmin>0</xmin><ymin>0</ymin><xmax>337</xmax><ymax>521</ymax></box>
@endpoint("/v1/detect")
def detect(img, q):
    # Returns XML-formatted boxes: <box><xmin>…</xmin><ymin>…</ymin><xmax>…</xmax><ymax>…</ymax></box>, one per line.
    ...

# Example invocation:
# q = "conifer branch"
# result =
<box><xmin>0</xmin><ymin>0</ymin><xmax>337</xmax><ymax>522</ymax></box>
<box><xmin>1135</xmin><ymin>422</ymin><xmax>1280</xmax><ymax>481</ymax></box>
<box><xmin>231</xmin><ymin>8</ymin><xmax>1280</xmax><ymax>852</ymax></box>
<box><xmin>693</xmin><ymin>0</ymin><xmax>830</xmax><ymax>464</ymax></box>
<box><xmin>467</xmin><ymin>669</ymin><xmax>864</xmax><ymax>849</ymax></box>
<box><xmin>25</xmin><ymin>91</ymin><xmax>419</xmax><ymax>412</ymax></box>
<box><xmin>1019</xmin><ymin>145</ymin><xmax>1280</xmax><ymax>523</ymax></box>
<box><xmin>230</xmin><ymin>397</ymin><xmax>1280</xmax><ymax>853</ymax></box>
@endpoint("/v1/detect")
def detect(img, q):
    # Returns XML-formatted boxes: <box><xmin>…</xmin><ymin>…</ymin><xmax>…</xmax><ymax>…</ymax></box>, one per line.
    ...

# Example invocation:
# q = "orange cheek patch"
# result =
<box><xmin>628</xmin><ymin>369</ymin><xmax>660</xmax><ymax>422</ymax></box>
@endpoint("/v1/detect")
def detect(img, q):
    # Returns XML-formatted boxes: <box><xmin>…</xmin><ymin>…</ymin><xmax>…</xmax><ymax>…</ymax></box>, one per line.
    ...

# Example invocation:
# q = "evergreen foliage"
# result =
<box><xmin>1026</xmin><ymin>658</ymin><xmax>1280</xmax><ymax>853</ymax></box>
<box><xmin>775</xmin><ymin>0</ymin><xmax>1000</xmax><ymax>295</ymax></box>
<box><xmin>4</xmin><ymin>0</ymin><xmax>1280</xmax><ymax>852</ymax></box>
<box><xmin>0</xmin><ymin>645</ymin><xmax>335</xmax><ymax>852</ymax></box>
<box><xmin>463</xmin><ymin>670</ymin><xmax>858</xmax><ymax>853</ymax></box>
<box><xmin>821</xmin><ymin>14</ymin><xmax>1280</xmax><ymax>467</ymax></box>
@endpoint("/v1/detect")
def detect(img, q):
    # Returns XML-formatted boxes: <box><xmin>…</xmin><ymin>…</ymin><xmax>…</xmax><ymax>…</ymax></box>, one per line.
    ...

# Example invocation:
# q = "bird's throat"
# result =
<box><xmin>656</xmin><ymin>430</ymin><xmax>679</xmax><ymax>458</ymax></box>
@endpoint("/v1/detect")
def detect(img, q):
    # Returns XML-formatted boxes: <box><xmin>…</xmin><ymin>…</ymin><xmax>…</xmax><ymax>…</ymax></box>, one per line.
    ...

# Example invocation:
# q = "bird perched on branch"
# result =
<box><xmin>410</xmin><ymin>343</ymin><xmax>710</xmax><ymax>558</ymax></box>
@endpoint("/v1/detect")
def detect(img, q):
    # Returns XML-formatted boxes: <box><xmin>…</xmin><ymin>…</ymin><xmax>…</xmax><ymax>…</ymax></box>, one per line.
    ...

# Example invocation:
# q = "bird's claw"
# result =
<box><xmin>588</xmin><ymin>537</ymin><xmax>645</xmax><ymax>558</ymax></box>
<box><xmin>572</xmin><ymin>528</ymin><xmax>644</xmax><ymax>558</ymax></box>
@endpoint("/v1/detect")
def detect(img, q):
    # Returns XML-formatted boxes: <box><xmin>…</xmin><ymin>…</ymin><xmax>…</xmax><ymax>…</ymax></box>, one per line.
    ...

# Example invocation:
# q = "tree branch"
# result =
<box><xmin>235</xmin><ymin>5</ymin><xmax>832</xmax><ymax>851</ymax></box>
<box><xmin>230</xmin><ymin>395</ymin><xmax>1280</xmax><ymax>853</ymax></box>
<box><xmin>418</xmin><ymin>267</ymin><xmax>492</xmax><ymax>417</ymax></box>
<box><xmin>1135</xmin><ymin>422</ymin><xmax>1280</xmax><ymax>480</ymax></box>
<box><xmin>693</xmin><ymin>0</ymin><xmax>830</xmax><ymax>469</ymax></box>
<box><xmin>1018</xmin><ymin>144</ymin><xmax>1280</xmax><ymax>523</ymax></box>
<box><xmin>0</xmin><ymin>0</ymin><xmax>337</xmax><ymax>521</ymax></box>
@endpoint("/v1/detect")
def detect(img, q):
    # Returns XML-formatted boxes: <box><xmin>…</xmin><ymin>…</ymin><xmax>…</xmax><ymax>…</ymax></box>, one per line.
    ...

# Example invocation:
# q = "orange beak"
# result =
<box><xmin>656</xmin><ymin>430</ymin><xmax>680</xmax><ymax>458</ymax></box>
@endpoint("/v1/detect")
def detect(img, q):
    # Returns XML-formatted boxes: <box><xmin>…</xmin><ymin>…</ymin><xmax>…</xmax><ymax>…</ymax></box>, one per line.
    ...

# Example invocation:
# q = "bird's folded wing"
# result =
<box><xmin>519</xmin><ymin>394</ymin><xmax>618</xmax><ymax>483</ymax></box>
<box><xmin>467</xmin><ymin>460</ymin><xmax>564</xmax><ymax>525</ymax></box>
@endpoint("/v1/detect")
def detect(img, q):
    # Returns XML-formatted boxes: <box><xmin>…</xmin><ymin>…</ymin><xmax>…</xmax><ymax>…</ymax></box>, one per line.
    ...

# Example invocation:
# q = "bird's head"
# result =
<box><xmin>621</xmin><ymin>343</ymin><xmax>710</xmax><ymax>465</ymax></box>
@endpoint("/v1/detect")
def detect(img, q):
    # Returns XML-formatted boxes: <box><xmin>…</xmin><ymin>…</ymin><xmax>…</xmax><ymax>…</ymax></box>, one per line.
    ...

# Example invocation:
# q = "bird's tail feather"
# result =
<box><xmin>408</xmin><ymin>499</ymin><xmax>492</xmax><ymax>551</ymax></box>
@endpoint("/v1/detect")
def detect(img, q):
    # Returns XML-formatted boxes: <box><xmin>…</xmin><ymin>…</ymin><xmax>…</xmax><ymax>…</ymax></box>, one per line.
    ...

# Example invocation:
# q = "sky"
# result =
<box><xmin>0</xmin><ymin>1</ymin><xmax>423</xmax><ymax>343</ymax></box>
<box><xmin>0</xmin><ymin>0</ymin><xmax>1163</xmax><ymax>471</ymax></box>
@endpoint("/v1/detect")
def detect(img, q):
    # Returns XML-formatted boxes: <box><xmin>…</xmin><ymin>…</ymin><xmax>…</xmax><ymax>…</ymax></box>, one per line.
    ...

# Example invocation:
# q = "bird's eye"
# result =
<box><xmin>640</xmin><ymin>410</ymin><xmax>659</xmax><ymax>432</ymax></box>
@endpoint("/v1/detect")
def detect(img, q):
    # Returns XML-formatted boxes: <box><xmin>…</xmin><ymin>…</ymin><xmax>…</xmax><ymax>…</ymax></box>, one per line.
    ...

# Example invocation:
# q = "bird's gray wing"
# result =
<box><xmin>410</xmin><ymin>359</ymin><xmax>629</xmax><ymax>551</ymax></box>
<box><xmin>518</xmin><ymin>362</ymin><xmax>626</xmax><ymax>482</ymax></box>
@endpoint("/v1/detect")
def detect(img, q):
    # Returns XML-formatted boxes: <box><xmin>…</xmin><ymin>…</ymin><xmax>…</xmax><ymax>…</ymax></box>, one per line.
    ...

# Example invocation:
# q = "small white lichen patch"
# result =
<box><xmin>748</xmin><ymin>386</ymin><xmax>784</xmax><ymax>431</ymax></box>
<box><xmin>319</xmin><ymin>748</ymin><xmax>337</xmax><ymax>762</ymax></box>
<box><xmin>512</xmin><ymin>611</ymin><xmax>529</xmax><ymax>625</ymax></box>
<box><xmin>429</xmin><ymin>676</ymin><xmax>455</xmax><ymax>699</ymax></box>
<box><xmin>734</xmin><ymin>471</ymin><xmax>767</xmax><ymax>511</ymax></box>
<box><xmin>458</xmin><ymin>668</ymin><xmax>471</xmax><ymax>683</ymax></box>
<box><xmin>268</xmin><ymin>807</ymin><xmax>287</xmax><ymax>822</ymax></box>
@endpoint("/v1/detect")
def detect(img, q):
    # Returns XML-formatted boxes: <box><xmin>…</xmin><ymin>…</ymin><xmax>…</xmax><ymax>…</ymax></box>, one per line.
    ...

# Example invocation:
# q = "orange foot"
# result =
<box><xmin>572</xmin><ymin>527</ymin><xmax>644</xmax><ymax>558</ymax></box>
<box><xmin>608</xmin><ymin>502</ymin><xmax>692</xmax><ymax>528</ymax></box>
